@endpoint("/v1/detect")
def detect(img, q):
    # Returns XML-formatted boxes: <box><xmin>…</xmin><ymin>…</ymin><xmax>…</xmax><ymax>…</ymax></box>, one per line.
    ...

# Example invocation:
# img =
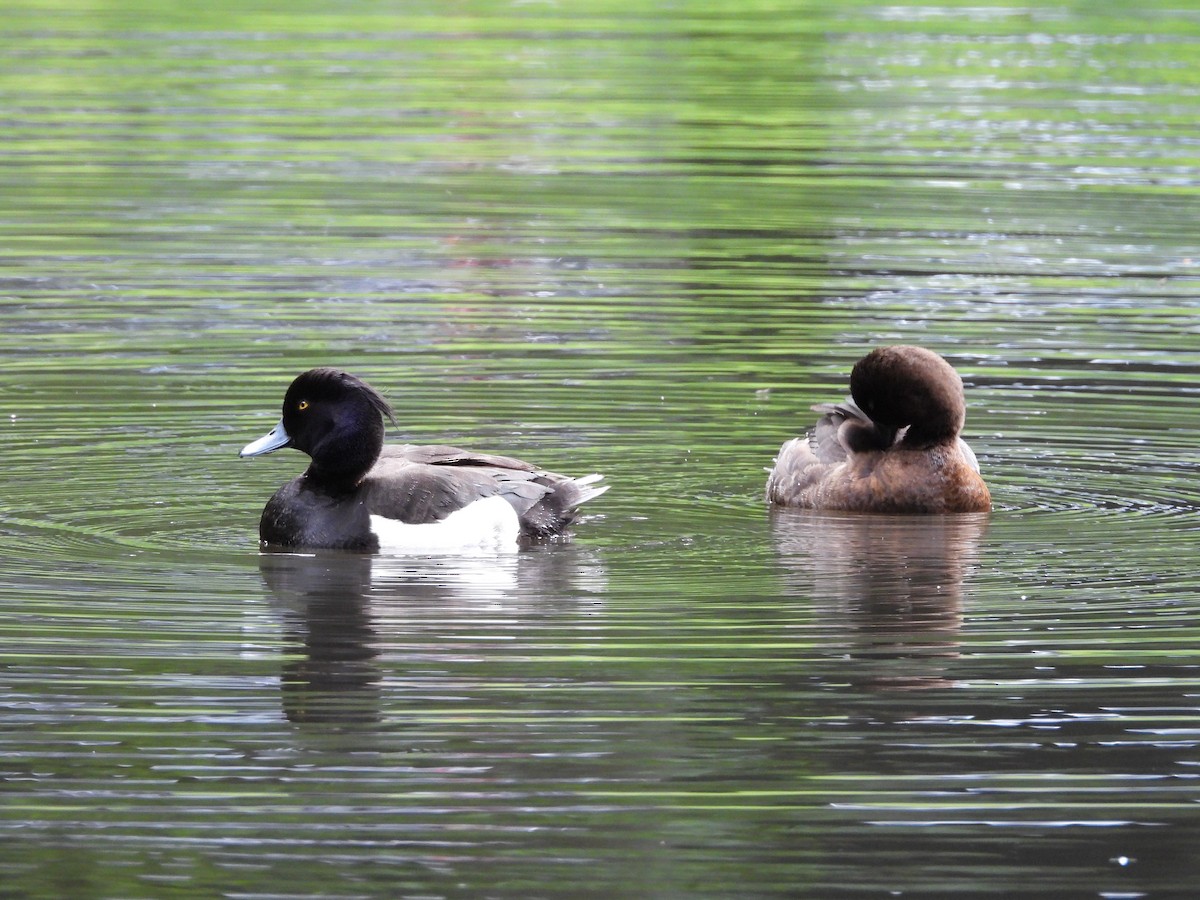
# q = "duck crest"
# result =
<box><xmin>290</xmin><ymin>368</ymin><xmax>396</xmax><ymax>425</ymax></box>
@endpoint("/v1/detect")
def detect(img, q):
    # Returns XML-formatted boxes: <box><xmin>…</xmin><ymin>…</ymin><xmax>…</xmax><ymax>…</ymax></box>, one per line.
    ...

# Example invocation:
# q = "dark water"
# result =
<box><xmin>4</xmin><ymin>1</ymin><xmax>1200</xmax><ymax>896</ymax></box>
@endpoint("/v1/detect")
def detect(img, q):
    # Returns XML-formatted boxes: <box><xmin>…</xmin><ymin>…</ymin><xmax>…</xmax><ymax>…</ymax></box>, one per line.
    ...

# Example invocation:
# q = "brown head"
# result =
<box><xmin>849</xmin><ymin>346</ymin><xmax>968</xmax><ymax>447</ymax></box>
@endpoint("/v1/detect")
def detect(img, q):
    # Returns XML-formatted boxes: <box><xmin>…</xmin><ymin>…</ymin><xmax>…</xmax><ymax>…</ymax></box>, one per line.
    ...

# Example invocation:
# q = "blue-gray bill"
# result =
<box><xmin>240</xmin><ymin>421</ymin><xmax>291</xmax><ymax>457</ymax></box>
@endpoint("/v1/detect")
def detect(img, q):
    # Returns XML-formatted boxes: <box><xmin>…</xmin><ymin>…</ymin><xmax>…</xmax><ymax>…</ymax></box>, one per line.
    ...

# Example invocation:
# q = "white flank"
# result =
<box><xmin>958</xmin><ymin>437</ymin><xmax>981</xmax><ymax>473</ymax></box>
<box><xmin>369</xmin><ymin>495</ymin><xmax>520</xmax><ymax>554</ymax></box>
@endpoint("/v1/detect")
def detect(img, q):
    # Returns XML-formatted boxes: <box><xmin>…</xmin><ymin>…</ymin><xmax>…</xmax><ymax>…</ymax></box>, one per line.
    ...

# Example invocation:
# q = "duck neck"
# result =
<box><xmin>900</xmin><ymin>420</ymin><xmax>957</xmax><ymax>449</ymax></box>
<box><xmin>304</xmin><ymin>423</ymin><xmax>382</xmax><ymax>490</ymax></box>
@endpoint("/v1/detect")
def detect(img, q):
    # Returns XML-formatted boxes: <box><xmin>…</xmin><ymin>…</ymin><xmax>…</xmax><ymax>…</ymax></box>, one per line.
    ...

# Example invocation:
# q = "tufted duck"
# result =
<box><xmin>240</xmin><ymin>368</ymin><xmax>608</xmax><ymax>550</ymax></box>
<box><xmin>766</xmin><ymin>346</ymin><xmax>990</xmax><ymax>513</ymax></box>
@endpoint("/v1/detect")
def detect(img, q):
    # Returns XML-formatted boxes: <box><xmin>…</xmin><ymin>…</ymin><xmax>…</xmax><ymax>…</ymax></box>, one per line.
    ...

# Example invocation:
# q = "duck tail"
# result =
<box><xmin>518</xmin><ymin>472</ymin><xmax>609</xmax><ymax>539</ymax></box>
<box><xmin>571</xmin><ymin>473</ymin><xmax>610</xmax><ymax>506</ymax></box>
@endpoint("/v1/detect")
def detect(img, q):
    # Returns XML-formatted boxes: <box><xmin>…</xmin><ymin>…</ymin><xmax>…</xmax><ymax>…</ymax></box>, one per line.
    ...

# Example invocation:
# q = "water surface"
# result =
<box><xmin>4</xmin><ymin>0</ymin><xmax>1200</xmax><ymax>896</ymax></box>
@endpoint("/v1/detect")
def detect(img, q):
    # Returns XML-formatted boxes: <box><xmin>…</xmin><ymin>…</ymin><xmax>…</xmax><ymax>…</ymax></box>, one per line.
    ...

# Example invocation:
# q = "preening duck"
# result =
<box><xmin>766</xmin><ymin>345</ymin><xmax>990</xmax><ymax>513</ymax></box>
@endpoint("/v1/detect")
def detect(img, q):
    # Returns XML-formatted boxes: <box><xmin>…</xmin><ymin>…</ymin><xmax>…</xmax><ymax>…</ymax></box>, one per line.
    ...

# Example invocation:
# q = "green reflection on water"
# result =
<box><xmin>4</xmin><ymin>0</ymin><xmax>1200</xmax><ymax>897</ymax></box>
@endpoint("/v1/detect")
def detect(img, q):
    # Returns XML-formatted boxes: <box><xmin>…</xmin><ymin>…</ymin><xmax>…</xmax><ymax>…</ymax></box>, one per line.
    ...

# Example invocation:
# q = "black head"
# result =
<box><xmin>848</xmin><ymin>346</ymin><xmax>967</xmax><ymax>445</ymax></box>
<box><xmin>279</xmin><ymin>368</ymin><xmax>395</xmax><ymax>486</ymax></box>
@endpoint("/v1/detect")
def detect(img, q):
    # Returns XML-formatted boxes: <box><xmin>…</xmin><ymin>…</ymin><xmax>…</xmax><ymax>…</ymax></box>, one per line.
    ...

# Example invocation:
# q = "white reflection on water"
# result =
<box><xmin>254</xmin><ymin>547</ymin><xmax>607</xmax><ymax>725</ymax></box>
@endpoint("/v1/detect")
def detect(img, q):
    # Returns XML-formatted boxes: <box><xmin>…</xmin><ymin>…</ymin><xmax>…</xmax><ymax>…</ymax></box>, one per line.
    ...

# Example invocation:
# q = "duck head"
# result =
<box><xmin>849</xmin><ymin>346</ymin><xmax>968</xmax><ymax>447</ymax></box>
<box><xmin>240</xmin><ymin>368</ymin><xmax>395</xmax><ymax>487</ymax></box>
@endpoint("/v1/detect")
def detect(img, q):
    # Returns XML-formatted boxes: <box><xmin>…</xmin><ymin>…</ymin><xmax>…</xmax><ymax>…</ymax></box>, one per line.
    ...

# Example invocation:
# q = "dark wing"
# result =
<box><xmin>365</xmin><ymin>444</ymin><xmax>607</xmax><ymax>537</ymax></box>
<box><xmin>359</xmin><ymin>456</ymin><xmax>507</xmax><ymax>524</ymax></box>
<box><xmin>379</xmin><ymin>443</ymin><xmax>538</xmax><ymax>472</ymax></box>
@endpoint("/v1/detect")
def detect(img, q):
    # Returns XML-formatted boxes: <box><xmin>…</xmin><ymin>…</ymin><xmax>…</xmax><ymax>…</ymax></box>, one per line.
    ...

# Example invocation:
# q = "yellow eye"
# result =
<box><xmin>297</xmin><ymin>400</ymin><xmax>309</xmax><ymax>411</ymax></box>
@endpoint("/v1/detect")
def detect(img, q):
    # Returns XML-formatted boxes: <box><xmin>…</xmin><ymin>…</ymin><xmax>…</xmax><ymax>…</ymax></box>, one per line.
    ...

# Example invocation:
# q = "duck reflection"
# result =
<box><xmin>772</xmin><ymin>510</ymin><xmax>987</xmax><ymax>691</ymax></box>
<box><xmin>259</xmin><ymin>551</ymin><xmax>383</xmax><ymax>725</ymax></box>
<box><xmin>258</xmin><ymin>547</ymin><xmax>607</xmax><ymax>726</ymax></box>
